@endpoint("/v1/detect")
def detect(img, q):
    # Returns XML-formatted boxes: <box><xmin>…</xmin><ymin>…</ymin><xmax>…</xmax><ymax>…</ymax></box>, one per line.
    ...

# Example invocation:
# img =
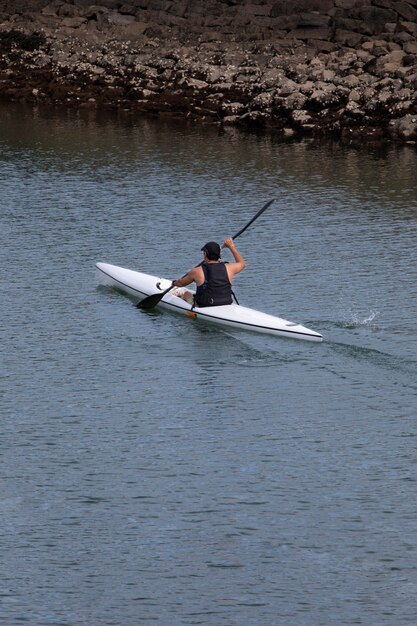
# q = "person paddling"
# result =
<box><xmin>172</xmin><ymin>238</ymin><xmax>245</xmax><ymax>307</ymax></box>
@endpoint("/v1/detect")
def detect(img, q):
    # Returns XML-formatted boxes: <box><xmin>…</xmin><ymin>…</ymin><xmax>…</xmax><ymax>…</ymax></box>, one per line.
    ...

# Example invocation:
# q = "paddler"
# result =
<box><xmin>172</xmin><ymin>238</ymin><xmax>245</xmax><ymax>307</ymax></box>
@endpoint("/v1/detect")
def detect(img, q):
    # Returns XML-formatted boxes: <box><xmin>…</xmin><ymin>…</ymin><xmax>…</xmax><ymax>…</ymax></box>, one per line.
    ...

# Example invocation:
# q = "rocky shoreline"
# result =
<box><xmin>1</xmin><ymin>0</ymin><xmax>417</xmax><ymax>142</ymax></box>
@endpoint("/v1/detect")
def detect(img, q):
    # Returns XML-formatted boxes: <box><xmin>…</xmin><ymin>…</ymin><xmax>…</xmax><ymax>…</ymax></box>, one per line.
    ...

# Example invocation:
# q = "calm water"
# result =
<box><xmin>1</xmin><ymin>104</ymin><xmax>417</xmax><ymax>626</ymax></box>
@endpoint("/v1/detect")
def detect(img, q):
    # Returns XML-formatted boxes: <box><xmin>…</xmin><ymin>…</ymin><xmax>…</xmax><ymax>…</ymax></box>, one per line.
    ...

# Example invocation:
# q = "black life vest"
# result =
<box><xmin>195</xmin><ymin>262</ymin><xmax>233</xmax><ymax>307</ymax></box>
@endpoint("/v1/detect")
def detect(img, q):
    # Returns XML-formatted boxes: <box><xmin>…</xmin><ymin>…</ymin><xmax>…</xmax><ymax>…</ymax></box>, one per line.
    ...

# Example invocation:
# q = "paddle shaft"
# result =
<box><xmin>137</xmin><ymin>198</ymin><xmax>275</xmax><ymax>309</ymax></box>
<box><xmin>230</xmin><ymin>198</ymin><xmax>275</xmax><ymax>241</ymax></box>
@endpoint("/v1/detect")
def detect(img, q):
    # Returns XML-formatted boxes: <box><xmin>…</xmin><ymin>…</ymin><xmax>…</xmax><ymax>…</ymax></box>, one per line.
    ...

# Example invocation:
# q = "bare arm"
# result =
<box><xmin>223</xmin><ymin>237</ymin><xmax>245</xmax><ymax>278</ymax></box>
<box><xmin>172</xmin><ymin>267</ymin><xmax>201</xmax><ymax>288</ymax></box>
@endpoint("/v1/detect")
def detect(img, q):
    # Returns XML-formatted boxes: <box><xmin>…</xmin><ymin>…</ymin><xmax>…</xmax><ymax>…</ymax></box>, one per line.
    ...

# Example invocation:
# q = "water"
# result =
<box><xmin>1</xmin><ymin>104</ymin><xmax>417</xmax><ymax>626</ymax></box>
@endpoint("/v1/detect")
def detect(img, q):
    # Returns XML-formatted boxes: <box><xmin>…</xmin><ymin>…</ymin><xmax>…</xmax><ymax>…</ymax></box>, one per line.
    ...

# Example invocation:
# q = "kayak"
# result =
<box><xmin>96</xmin><ymin>262</ymin><xmax>323</xmax><ymax>342</ymax></box>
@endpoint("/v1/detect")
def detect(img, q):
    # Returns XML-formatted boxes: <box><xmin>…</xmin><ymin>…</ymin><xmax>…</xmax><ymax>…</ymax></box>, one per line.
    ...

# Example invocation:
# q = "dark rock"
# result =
<box><xmin>404</xmin><ymin>53</ymin><xmax>417</xmax><ymax>65</ymax></box>
<box><xmin>356</xmin><ymin>7</ymin><xmax>397</xmax><ymax>33</ymax></box>
<box><xmin>404</xmin><ymin>39</ymin><xmax>417</xmax><ymax>53</ymax></box>
<box><xmin>108</xmin><ymin>12</ymin><xmax>136</xmax><ymax>25</ymax></box>
<box><xmin>400</xmin><ymin>20</ymin><xmax>417</xmax><ymax>35</ymax></box>
<box><xmin>73</xmin><ymin>0</ymin><xmax>121</xmax><ymax>7</ymax></box>
<box><xmin>332</xmin><ymin>16</ymin><xmax>374</xmax><ymax>35</ymax></box>
<box><xmin>271</xmin><ymin>1</ymin><xmax>334</xmax><ymax>16</ymax></box>
<box><xmin>297</xmin><ymin>12</ymin><xmax>331</xmax><ymax>27</ymax></box>
<box><xmin>61</xmin><ymin>16</ymin><xmax>87</xmax><ymax>27</ymax></box>
<box><xmin>389</xmin><ymin>113</ymin><xmax>417</xmax><ymax>140</ymax></box>
<box><xmin>335</xmin><ymin>0</ymin><xmax>369</xmax><ymax>7</ymax></box>
<box><xmin>333</xmin><ymin>28</ymin><xmax>364</xmax><ymax>46</ymax></box>
<box><xmin>314</xmin><ymin>39</ymin><xmax>339</xmax><ymax>52</ymax></box>
<box><xmin>0</xmin><ymin>29</ymin><xmax>46</xmax><ymax>52</ymax></box>
<box><xmin>57</xmin><ymin>4</ymin><xmax>83</xmax><ymax>17</ymax></box>
<box><xmin>119</xmin><ymin>4</ymin><xmax>137</xmax><ymax>15</ymax></box>
<box><xmin>286</xmin><ymin>27</ymin><xmax>333</xmax><ymax>40</ymax></box>
<box><xmin>372</xmin><ymin>0</ymin><xmax>417</xmax><ymax>23</ymax></box>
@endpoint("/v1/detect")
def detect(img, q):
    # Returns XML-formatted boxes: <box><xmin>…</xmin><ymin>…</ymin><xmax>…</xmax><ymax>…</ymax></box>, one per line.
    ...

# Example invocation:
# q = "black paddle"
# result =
<box><xmin>137</xmin><ymin>198</ymin><xmax>275</xmax><ymax>310</ymax></box>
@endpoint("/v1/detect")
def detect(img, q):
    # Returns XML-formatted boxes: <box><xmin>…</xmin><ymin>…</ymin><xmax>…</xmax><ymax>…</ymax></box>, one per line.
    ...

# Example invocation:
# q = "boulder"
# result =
<box><xmin>108</xmin><ymin>13</ymin><xmax>136</xmax><ymax>25</ymax></box>
<box><xmin>390</xmin><ymin>114</ymin><xmax>417</xmax><ymax>140</ymax></box>
<box><xmin>377</xmin><ymin>1</ymin><xmax>417</xmax><ymax>22</ymax></box>
<box><xmin>291</xmin><ymin>109</ymin><xmax>312</xmax><ymax>124</ymax></box>
<box><xmin>73</xmin><ymin>0</ymin><xmax>120</xmax><ymax>7</ymax></box>
<box><xmin>286</xmin><ymin>27</ymin><xmax>332</xmax><ymax>41</ymax></box>
<box><xmin>333</xmin><ymin>29</ymin><xmax>363</xmax><ymax>47</ymax></box>
<box><xmin>61</xmin><ymin>16</ymin><xmax>87</xmax><ymax>28</ymax></box>
<box><xmin>404</xmin><ymin>40</ymin><xmax>417</xmax><ymax>54</ymax></box>
<box><xmin>271</xmin><ymin>1</ymin><xmax>334</xmax><ymax>16</ymax></box>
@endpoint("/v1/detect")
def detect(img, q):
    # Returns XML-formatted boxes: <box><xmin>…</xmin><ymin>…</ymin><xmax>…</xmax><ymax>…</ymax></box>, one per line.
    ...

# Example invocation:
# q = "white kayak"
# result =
<box><xmin>96</xmin><ymin>262</ymin><xmax>323</xmax><ymax>342</ymax></box>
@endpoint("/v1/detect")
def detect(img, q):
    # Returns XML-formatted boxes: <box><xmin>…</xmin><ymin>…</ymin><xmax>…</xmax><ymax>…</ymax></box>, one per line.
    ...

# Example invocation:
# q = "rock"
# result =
<box><xmin>333</xmin><ymin>29</ymin><xmax>363</xmax><ymax>47</ymax></box>
<box><xmin>222</xmin><ymin>102</ymin><xmax>245</xmax><ymax>115</ymax></box>
<box><xmin>404</xmin><ymin>40</ymin><xmax>417</xmax><ymax>54</ymax></box>
<box><xmin>222</xmin><ymin>115</ymin><xmax>240</xmax><ymax>124</ymax></box>
<box><xmin>284</xmin><ymin>91</ymin><xmax>307</xmax><ymax>109</ymax></box>
<box><xmin>41</xmin><ymin>2</ymin><xmax>63</xmax><ymax>17</ymax></box>
<box><xmin>91</xmin><ymin>65</ymin><xmax>105</xmax><ymax>74</ymax></box>
<box><xmin>390</xmin><ymin>114</ymin><xmax>417</xmax><ymax>141</ymax></box>
<box><xmin>61</xmin><ymin>16</ymin><xmax>87</xmax><ymax>28</ymax></box>
<box><xmin>348</xmin><ymin>88</ymin><xmax>361</xmax><ymax>101</ymax></box>
<box><xmin>287</xmin><ymin>27</ymin><xmax>332</xmax><ymax>41</ymax></box>
<box><xmin>291</xmin><ymin>109</ymin><xmax>312</xmax><ymax>124</ymax></box>
<box><xmin>322</xmin><ymin>69</ymin><xmax>336</xmax><ymax>81</ymax></box>
<box><xmin>276</xmin><ymin>77</ymin><xmax>299</xmax><ymax>96</ymax></box>
<box><xmin>108</xmin><ymin>13</ymin><xmax>136</xmax><ymax>25</ymax></box>
<box><xmin>33</xmin><ymin>52</ymin><xmax>51</xmax><ymax>66</ymax></box>
<box><xmin>252</xmin><ymin>91</ymin><xmax>274</xmax><ymax>107</ymax></box>
<box><xmin>74</xmin><ymin>0</ymin><xmax>120</xmax><ymax>7</ymax></box>
<box><xmin>239</xmin><ymin>110</ymin><xmax>267</xmax><ymax>126</ymax></box>
<box><xmin>308</xmin><ymin>84</ymin><xmax>339</xmax><ymax>108</ymax></box>
<box><xmin>378</xmin><ymin>89</ymin><xmax>392</xmax><ymax>103</ymax></box>
<box><xmin>344</xmin><ymin>100</ymin><xmax>365</xmax><ymax>118</ymax></box>
<box><xmin>261</xmin><ymin>68</ymin><xmax>286</xmax><ymax>88</ymax></box>
<box><xmin>342</xmin><ymin>74</ymin><xmax>361</xmax><ymax>87</ymax></box>
<box><xmin>356</xmin><ymin>6</ymin><xmax>397</xmax><ymax>30</ymax></box>
<box><xmin>391</xmin><ymin>1</ymin><xmax>417</xmax><ymax>22</ymax></box>
<box><xmin>400</xmin><ymin>21</ymin><xmax>417</xmax><ymax>36</ymax></box>
<box><xmin>180</xmin><ymin>77</ymin><xmax>208</xmax><ymax>89</ymax></box>
<box><xmin>119</xmin><ymin>4</ymin><xmax>137</xmax><ymax>16</ymax></box>
<box><xmin>58</xmin><ymin>4</ymin><xmax>82</xmax><ymax>18</ymax></box>
<box><xmin>384</xmin><ymin>50</ymin><xmax>407</xmax><ymax>64</ymax></box>
<box><xmin>271</xmin><ymin>1</ymin><xmax>334</xmax><ymax>16</ymax></box>
<box><xmin>299</xmin><ymin>80</ymin><xmax>315</xmax><ymax>94</ymax></box>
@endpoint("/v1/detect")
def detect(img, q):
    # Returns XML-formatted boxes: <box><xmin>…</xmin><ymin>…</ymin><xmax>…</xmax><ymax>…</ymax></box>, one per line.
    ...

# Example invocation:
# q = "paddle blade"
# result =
<box><xmin>137</xmin><ymin>294</ymin><xmax>164</xmax><ymax>309</ymax></box>
<box><xmin>136</xmin><ymin>285</ymin><xmax>173</xmax><ymax>309</ymax></box>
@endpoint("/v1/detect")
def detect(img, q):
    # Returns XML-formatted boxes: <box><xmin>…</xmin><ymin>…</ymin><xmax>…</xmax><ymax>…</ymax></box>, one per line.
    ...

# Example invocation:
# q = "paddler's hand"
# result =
<box><xmin>223</xmin><ymin>237</ymin><xmax>235</xmax><ymax>249</ymax></box>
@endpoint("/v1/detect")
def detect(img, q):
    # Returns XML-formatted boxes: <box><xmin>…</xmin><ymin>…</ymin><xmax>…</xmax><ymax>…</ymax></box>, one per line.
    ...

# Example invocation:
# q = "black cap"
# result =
<box><xmin>201</xmin><ymin>241</ymin><xmax>221</xmax><ymax>260</ymax></box>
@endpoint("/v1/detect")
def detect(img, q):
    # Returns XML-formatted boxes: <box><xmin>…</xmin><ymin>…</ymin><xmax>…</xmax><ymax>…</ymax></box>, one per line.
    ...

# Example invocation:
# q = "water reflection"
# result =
<box><xmin>1</xmin><ymin>104</ymin><xmax>417</xmax><ymax>206</ymax></box>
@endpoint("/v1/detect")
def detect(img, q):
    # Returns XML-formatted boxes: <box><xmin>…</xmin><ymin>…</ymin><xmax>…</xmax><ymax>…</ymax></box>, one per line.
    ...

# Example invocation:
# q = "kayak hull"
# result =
<box><xmin>96</xmin><ymin>262</ymin><xmax>323</xmax><ymax>342</ymax></box>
